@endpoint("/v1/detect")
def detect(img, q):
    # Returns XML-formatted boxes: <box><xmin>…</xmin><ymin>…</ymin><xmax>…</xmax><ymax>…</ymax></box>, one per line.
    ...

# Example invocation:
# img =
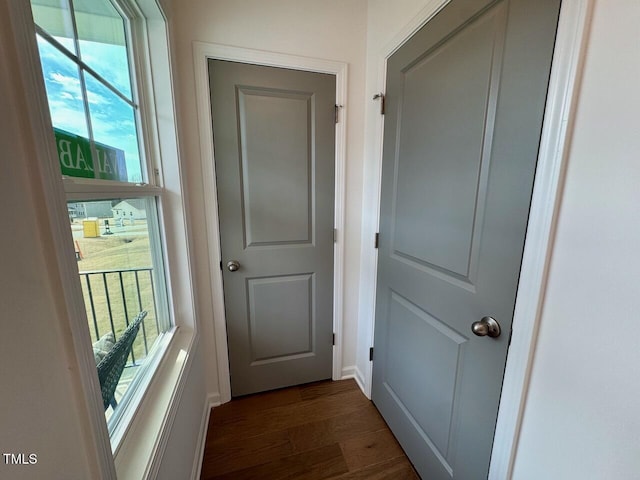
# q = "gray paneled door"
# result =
<box><xmin>372</xmin><ymin>0</ymin><xmax>560</xmax><ymax>478</ymax></box>
<box><xmin>209</xmin><ymin>60</ymin><xmax>335</xmax><ymax>397</ymax></box>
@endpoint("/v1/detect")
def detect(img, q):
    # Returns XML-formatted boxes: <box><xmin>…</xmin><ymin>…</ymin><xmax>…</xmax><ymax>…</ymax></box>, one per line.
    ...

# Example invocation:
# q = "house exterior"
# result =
<box><xmin>68</xmin><ymin>200</ymin><xmax>113</xmax><ymax>220</ymax></box>
<box><xmin>67</xmin><ymin>202</ymin><xmax>85</xmax><ymax>220</ymax></box>
<box><xmin>2</xmin><ymin>1</ymin><xmax>638</xmax><ymax>479</ymax></box>
<box><xmin>111</xmin><ymin>200</ymin><xmax>147</xmax><ymax>221</ymax></box>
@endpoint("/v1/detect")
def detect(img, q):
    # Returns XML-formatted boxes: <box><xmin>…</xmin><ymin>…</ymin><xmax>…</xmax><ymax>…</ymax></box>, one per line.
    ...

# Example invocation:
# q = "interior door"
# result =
<box><xmin>371</xmin><ymin>0</ymin><xmax>560</xmax><ymax>478</ymax></box>
<box><xmin>209</xmin><ymin>60</ymin><xmax>336</xmax><ymax>397</ymax></box>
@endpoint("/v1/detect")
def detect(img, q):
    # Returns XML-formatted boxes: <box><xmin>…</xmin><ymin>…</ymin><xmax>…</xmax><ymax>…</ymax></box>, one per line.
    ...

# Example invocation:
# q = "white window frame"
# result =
<box><xmin>35</xmin><ymin>0</ymin><xmax>176</xmax><ymax>443</ymax></box>
<box><xmin>17</xmin><ymin>0</ymin><xmax>198</xmax><ymax>477</ymax></box>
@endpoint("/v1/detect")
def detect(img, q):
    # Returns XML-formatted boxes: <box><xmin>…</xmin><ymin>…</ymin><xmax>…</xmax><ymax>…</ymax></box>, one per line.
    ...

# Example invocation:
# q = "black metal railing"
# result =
<box><xmin>79</xmin><ymin>267</ymin><xmax>159</xmax><ymax>367</ymax></box>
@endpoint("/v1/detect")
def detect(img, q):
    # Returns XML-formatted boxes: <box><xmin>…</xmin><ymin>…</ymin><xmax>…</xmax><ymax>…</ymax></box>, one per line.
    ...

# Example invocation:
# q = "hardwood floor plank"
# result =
<box><xmin>299</xmin><ymin>378</ymin><xmax>359</xmax><ymax>400</ymax></box>
<box><xmin>288</xmin><ymin>404</ymin><xmax>388</xmax><ymax>453</ymax></box>
<box><xmin>292</xmin><ymin>388</ymin><xmax>371</xmax><ymax>426</ymax></box>
<box><xmin>339</xmin><ymin>429</ymin><xmax>406</xmax><ymax>472</ymax></box>
<box><xmin>205</xmin><ymin>444</ymin><xmax>349</xmax><ymax>480</ymax></box>
<box><xmin>211</xmin><ymin>388</ymin><xmax>370</xmax><ymax>442</ymax></box>
<box><xmin>332</xmin><ymin>456</ymin><xmax>419</xmax><ymax>479</ymax></box>
<box><xmin>209</xmin><ymin>387</ymin><xmax>302</xmax><ymax>427</ymax></box>
<box><xmin>201</xmin><ymin>429</ymin><xmax>292</xmax><ymax>477</ymax></box>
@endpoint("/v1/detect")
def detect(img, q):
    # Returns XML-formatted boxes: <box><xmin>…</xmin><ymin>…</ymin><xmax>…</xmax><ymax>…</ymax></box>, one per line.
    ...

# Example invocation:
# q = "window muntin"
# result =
<box><xmin>31</xmin><ymin>0</ymin><xmax>77</xmax><ymax>54</ymax></box>
<box><xmin>36</xmin><ymin>35</ymin><xmax>89</xmax><ymax>138</ymax></box>
<box><xmin>74</xmin><ymin>0</ymin><xmax>134</xmax><ymax>99</ymax></box>
<box><xmin>84</xmin><ymin>74</ymin><xmax>142</xmax><ymax>180</ymax></box>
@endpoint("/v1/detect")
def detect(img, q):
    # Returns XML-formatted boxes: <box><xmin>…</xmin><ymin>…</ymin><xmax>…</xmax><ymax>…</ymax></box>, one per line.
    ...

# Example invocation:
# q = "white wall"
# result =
<box><xmin>0</xmin><ymin>2</ymin><xmax>97</xmax><ymax>477</ymax></box>
<box><xmin>512</xmin><ymin>1</ymin><xmax>640</xmax><ymax>477</ymax></box>
<box><xmin>170</xmin><ymin>0</ymin><xmax>368</xmax><ymax>395</ymax></box>
<box><xmin>155</xmin><ymin>345</ymin><xmax>207</xmax><ymax>480</ymax></box>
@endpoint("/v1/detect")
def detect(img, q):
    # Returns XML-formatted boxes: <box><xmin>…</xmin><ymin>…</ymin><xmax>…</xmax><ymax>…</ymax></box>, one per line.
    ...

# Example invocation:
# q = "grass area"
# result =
<box><xmin>73</xmin><ymin>220</ymin><xmax>164</xmax><ymax>364</ymax></box>
<box><xmin>78</xmin><ymin>237</ymin><xmax>150</xmax><ymax>269</ymax></box>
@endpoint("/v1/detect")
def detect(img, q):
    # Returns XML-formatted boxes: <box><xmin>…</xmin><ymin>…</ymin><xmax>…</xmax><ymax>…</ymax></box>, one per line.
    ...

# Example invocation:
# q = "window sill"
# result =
<box><xmin>113</xmin><ymin>325</ymin><xmax>198</xmax><ymax>480</ymax></box>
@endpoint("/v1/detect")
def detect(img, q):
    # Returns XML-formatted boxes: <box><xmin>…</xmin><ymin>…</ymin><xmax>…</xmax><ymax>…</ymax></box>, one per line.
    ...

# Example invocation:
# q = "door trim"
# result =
<box><xmin>193</xmin><ymin>42</ymin><xmax>348</xmax><ymax>403</ymax></box>
<box><xmin>359</xmin><ymin>0</ymin><xmax>593</xmax><ymax>477</ymax></box>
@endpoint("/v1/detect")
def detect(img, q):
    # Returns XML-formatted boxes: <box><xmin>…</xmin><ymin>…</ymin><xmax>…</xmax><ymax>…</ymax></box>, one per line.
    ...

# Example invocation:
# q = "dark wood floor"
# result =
<box><xmin>200</xmin><ymin>379</ymin><xmax>419</xmax><ymax>479</ymax></box>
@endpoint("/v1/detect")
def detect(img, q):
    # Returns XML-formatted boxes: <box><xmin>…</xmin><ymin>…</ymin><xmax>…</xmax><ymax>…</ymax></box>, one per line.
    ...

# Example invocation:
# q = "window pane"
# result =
<box><xmin>31</xmin><ymin>0</ymin><xmax>77</xmax><ymax>55</ymax></box>
<box><xmin>36</xmin><ymin>34</ymin><xmax>88</xmax><ymax>139</ymax></box>
<box><xmin>79</xmin><ymin>40</ymin><xmax>133</xmax><ymax>100</ymax></box>
<box><xmin>74</xmin><ymin>0</ymin><xmax>133</xmax><ymax>99</ymax></box>
<box><xmin>85</xmin><ymin>73</ymin><xmax>143</xmax><ymax>183</ymax></box>
<box><xmin>69</xmin><ymin>198</ymin><xmax>169</xmax><ymax>421</ymax></box>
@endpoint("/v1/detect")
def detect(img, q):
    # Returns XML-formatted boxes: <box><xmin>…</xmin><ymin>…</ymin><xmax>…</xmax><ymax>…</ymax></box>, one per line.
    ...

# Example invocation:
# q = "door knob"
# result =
<box><xmin>226</xmin><ymin>260</ymin><xmax>240</xmax><ymax>272</ymax></box>
<box><xmin>471</xmin><ymin>316</ymin><xmax>501</xmax><ymax>338</ymax></box>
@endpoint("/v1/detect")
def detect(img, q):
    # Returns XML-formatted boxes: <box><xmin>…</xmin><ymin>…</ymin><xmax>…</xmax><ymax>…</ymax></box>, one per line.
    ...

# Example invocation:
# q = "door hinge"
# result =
<box><xmin>332</xmin><ymin>333</ymin><xmax>336</xmax><ymax>346</ymax></box>
<box><xmin>335</xmin><ymin>104</ymin><xmax>342</xmax><ymax>123</ymax></box>
<box><xmin>369</xmin><ymin>347</ymin><xmax>374</xmax><ymax>361</ymax></box>
<box><xmin>333</xmin><ymin>228</ymin><xmax>337</xmax><ymax>243</ymax></box>
<box><xmin>373</xmin><ymin>93</ymin><xmax>385</xmax><ymax>115</ymax></box>
<box><xmin>374</xmin><ymin>232</ymin><xmax>379</xmax><ymax>249</ymax></box>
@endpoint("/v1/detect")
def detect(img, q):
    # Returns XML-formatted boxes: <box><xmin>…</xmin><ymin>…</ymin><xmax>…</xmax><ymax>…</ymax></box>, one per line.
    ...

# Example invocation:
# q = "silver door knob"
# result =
<box><xmin>471</xmin><ymin>316</ymin><xmax>501</xmax><ymax>338</ymax></box>
<box><xmin>226</xmin><ymin>260</ymin><xmax>240</xmax><ymax>272</ymax></box>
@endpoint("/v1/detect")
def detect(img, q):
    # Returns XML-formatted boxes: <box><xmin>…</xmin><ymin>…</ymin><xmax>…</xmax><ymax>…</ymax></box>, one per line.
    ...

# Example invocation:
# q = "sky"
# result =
<box><xmin>37</xmin><ymin>34</ymin><xmax>143</xmax><ymax>183</ymax></box>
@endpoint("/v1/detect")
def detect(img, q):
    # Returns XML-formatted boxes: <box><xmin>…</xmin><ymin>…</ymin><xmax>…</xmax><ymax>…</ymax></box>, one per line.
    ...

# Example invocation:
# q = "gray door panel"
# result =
<box><xmin>209</xmin><ymin>60</ymin><xmax>335</xmax><ymax>397</ymax></box>
<box><xmin>372</xmin><ymin>0</ymin><xmax>560</xmax><ymax>478</ymax></box>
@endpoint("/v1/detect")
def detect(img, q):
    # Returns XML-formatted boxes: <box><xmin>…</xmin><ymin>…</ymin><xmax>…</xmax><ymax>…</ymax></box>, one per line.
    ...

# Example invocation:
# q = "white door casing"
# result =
<box><xmin>210</xmin><ymin>59</ymin><xmax>337</xmax><ymax>396</ymax></box>
<box><xmin>193</xmin><ymin>43</ymin><xmax>348</xmax><ymax>403</ymax></box>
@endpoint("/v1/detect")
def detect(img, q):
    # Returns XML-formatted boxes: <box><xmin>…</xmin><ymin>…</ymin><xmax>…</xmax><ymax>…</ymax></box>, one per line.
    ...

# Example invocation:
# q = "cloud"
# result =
<box><xmin>51</xmin><ymin>71</ymin><xmax>80</xmax><ymax>89</ymax></box>
<box><xmin>47</xmin><ymin>100</ymin><xmax>88</xmax><ymax>136</ymax></box>
<box><xmin>86</xmin><ymin>90</ymin><xmax>108</xmax><ymax>105</ymax></box>
<box><xmin>48</xmin><ymin>72</ymin><xmax>108</xmax><ymax>105</ymax></box>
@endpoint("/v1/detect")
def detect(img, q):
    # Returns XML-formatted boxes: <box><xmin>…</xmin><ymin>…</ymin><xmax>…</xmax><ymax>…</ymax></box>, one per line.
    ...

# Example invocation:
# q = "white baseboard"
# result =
<box><xmin>340</xmin><ymin>365</ymin><xmax>356</xmax><ymax>379</ymax></box>
<box><xmin>354</xmin><ymin>367</ymin><xmax>368</xmax><ymax>398</ymax></box>
<box><xmin>207</xmin><ymin>392</ymin><xmax>222</xmax><ymax>408</ymax></box>
<box><xmin>341</xmin><ymin>365</ymin><xmax>369</xmax><ymax>399</ymax></box>
<box><xmin>190</xmin><ymin>393</ymin><xmax>221</xmax><ymax>480</ymax></box>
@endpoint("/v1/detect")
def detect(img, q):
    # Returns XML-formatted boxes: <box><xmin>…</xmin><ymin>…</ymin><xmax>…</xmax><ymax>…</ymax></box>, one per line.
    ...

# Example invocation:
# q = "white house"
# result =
<box><xmin>1</xmin><ymin>0</ymin><xmax>638</xmax><ymax>479</ymax></box>
<box><xmin>111</xmin><ymin>200</ymin><xmax>147</xmax><ymax>221</ymax></box>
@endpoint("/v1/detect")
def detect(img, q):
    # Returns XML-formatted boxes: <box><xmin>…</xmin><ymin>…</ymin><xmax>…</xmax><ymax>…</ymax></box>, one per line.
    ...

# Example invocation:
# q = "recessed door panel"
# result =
<box><xmin>210</xmin><ymin>60</ymin><xmax>335</xmax><ymax>396</ymax></box>
<box><xmin>248</xmin><ymin>274</ymin><xmax>313</xmax><ymax>363</ymax></box>
<box><xmin>392</xmin><ymin>8</ymin><xmax>501</xmax><ymax>281</ymax></box>
<box><xmin>238</xmin><ymin>88</ymin><xmax>313</xmax><ymax>247</ymax></box>
<box><xmin>385</xmin><ymin>291</ymin><xmax>466</xmax><ymax>458</ymax></box>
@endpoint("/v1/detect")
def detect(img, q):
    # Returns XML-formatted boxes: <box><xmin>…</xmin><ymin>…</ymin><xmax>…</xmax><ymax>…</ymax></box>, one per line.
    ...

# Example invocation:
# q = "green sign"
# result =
<box><xmin>54</xmin><ymin>128</ymin><xmax>128</xmax><ymax>182</ymax></box>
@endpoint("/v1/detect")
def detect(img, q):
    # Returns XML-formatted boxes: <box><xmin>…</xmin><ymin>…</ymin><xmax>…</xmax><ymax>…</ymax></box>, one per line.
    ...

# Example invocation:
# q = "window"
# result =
<box><xmin>30</xmin><ymin>0</ymin><xmax>174</xmax><ymax>440</ymax></box>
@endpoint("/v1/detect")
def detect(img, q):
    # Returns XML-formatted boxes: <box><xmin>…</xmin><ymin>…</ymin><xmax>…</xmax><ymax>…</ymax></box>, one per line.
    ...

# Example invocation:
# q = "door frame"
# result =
<box><xmin>360</xmin><ymin>0</ymin><xmax>593</xmax><ymax>478</ymax></box>
<box><xmin>194</xmin><ymin>42</ymin><xmax>348</xmax><ymax>404</ymax></box>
